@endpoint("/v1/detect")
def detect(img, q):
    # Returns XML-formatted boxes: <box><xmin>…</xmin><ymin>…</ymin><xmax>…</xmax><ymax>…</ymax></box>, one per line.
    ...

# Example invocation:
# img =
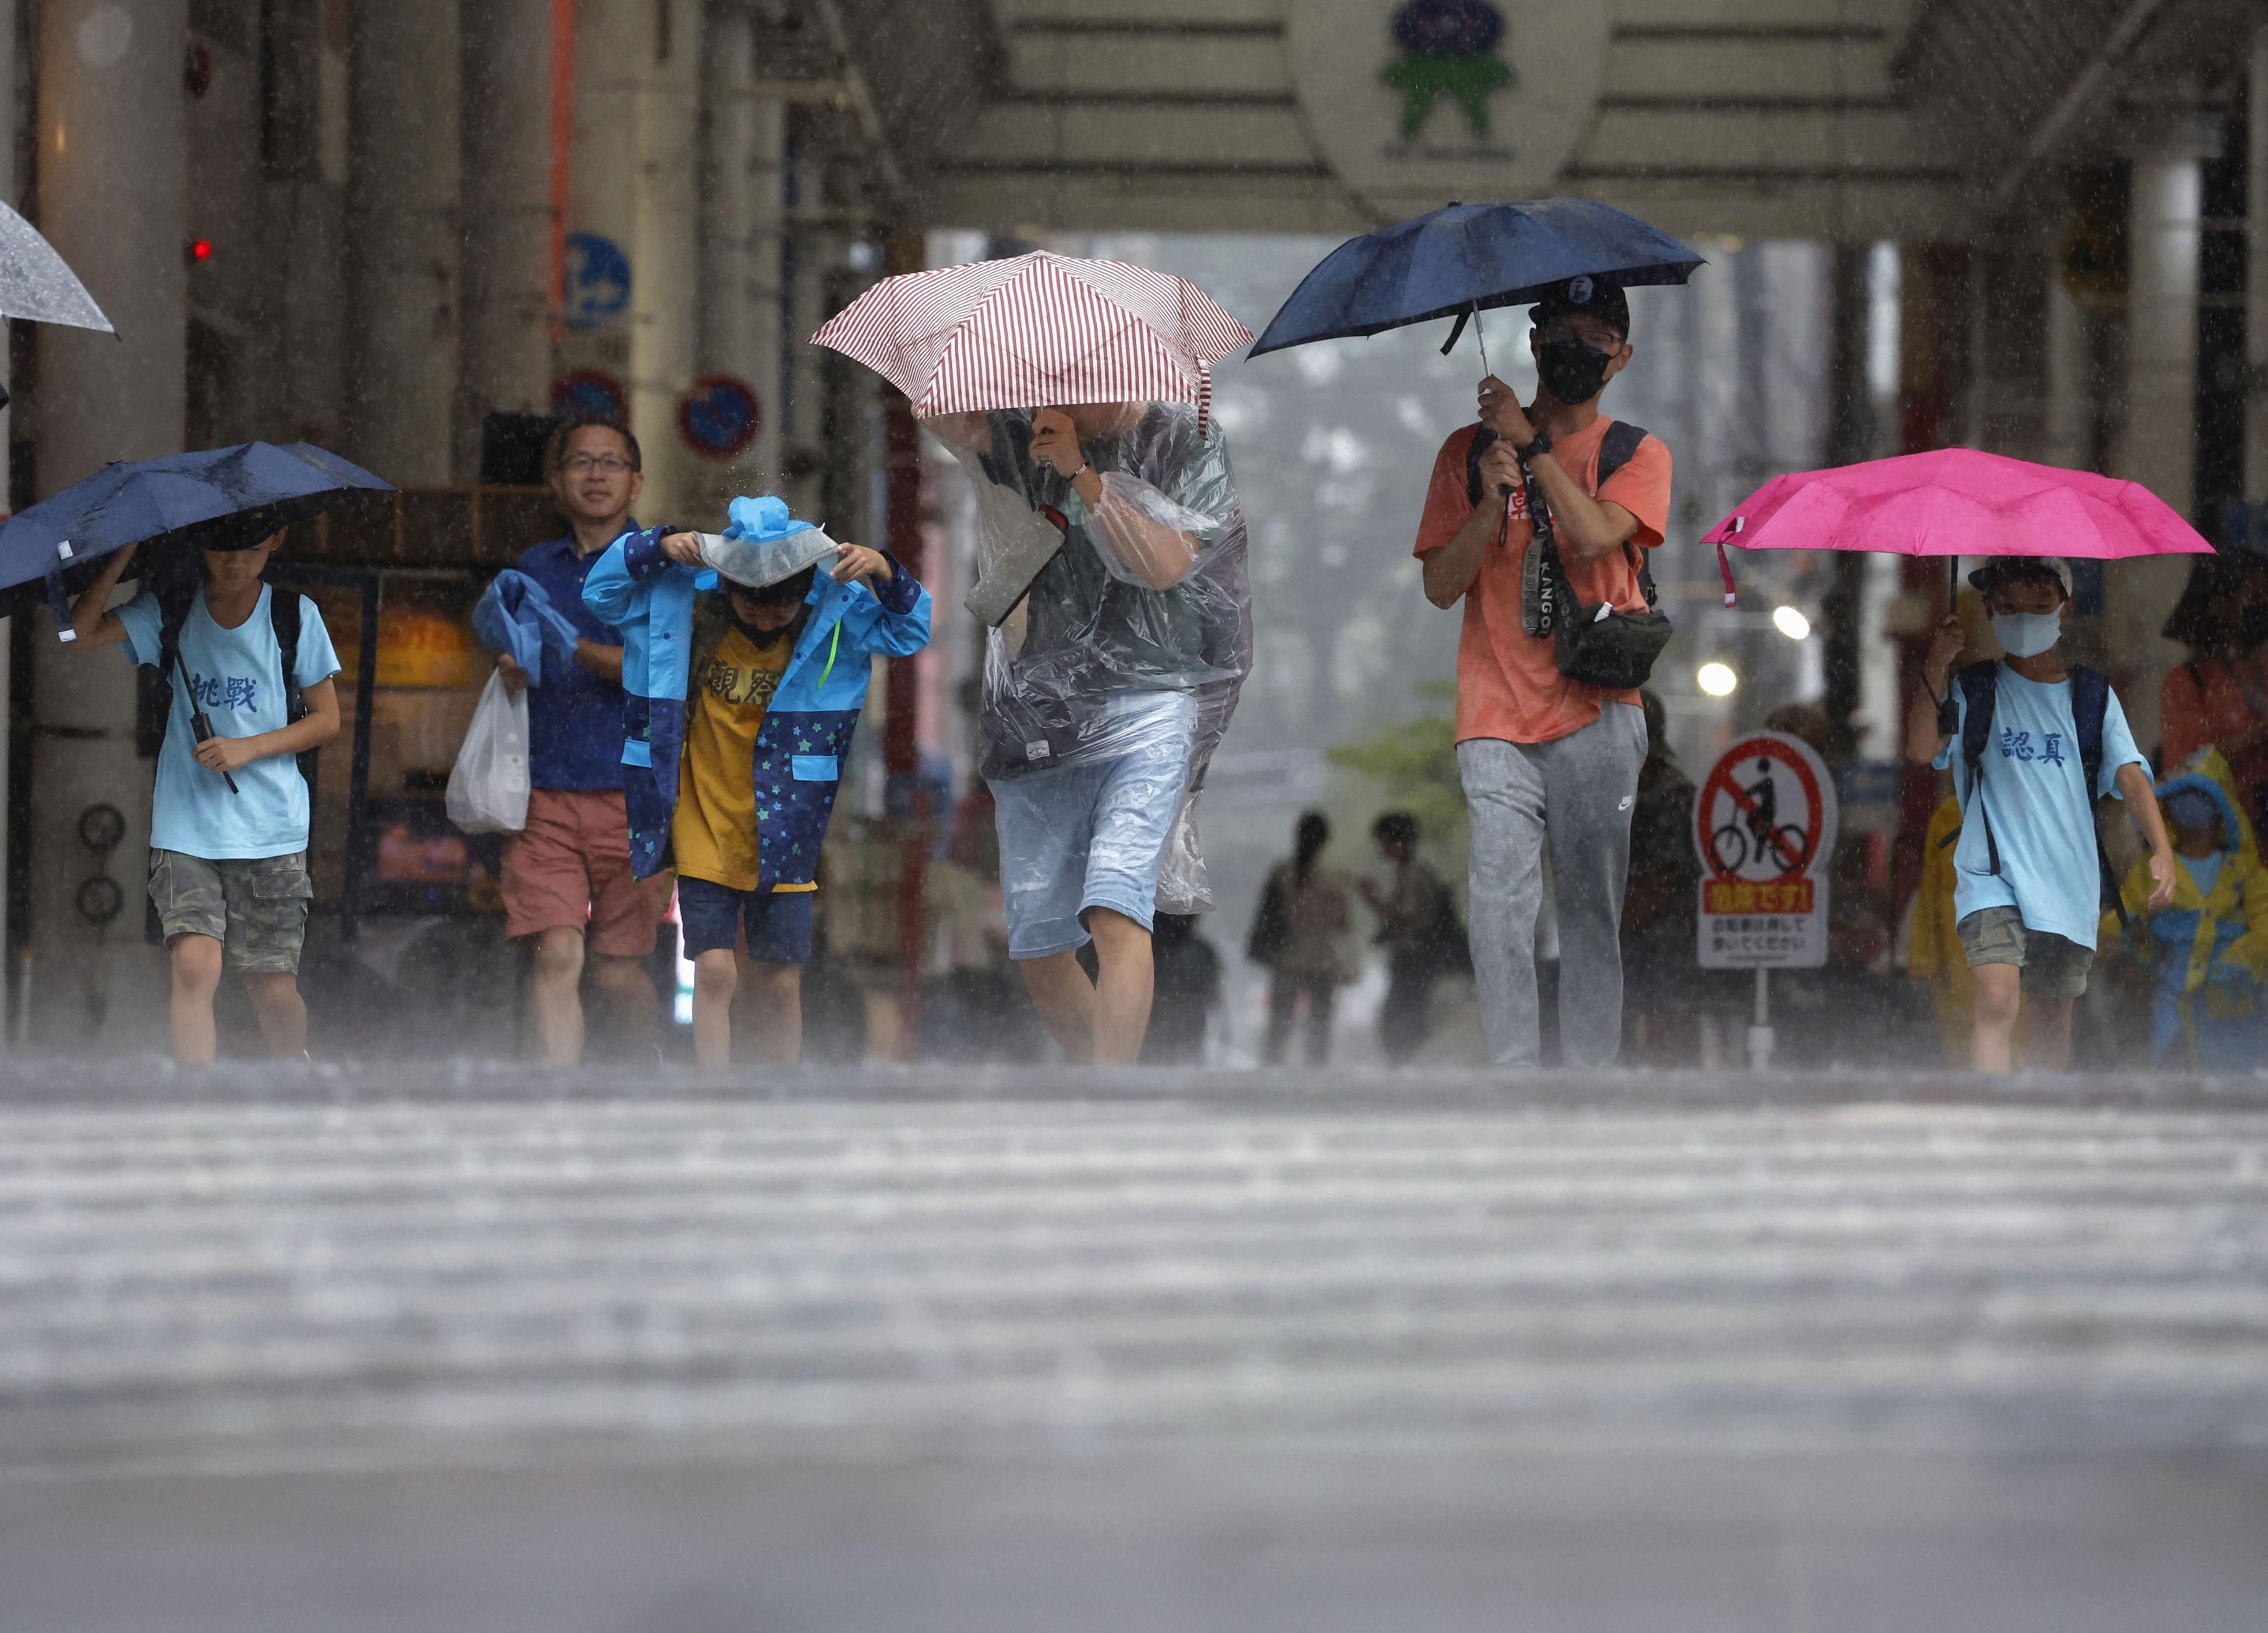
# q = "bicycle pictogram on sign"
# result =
<box><xmin>1693</xmin><ymin>730</ymin><xmax>1838</xmax><ymax>971</ymax></box>
<box><xmin>1697</xmin><ymin>734</ymin><xmax>1826</xmax><ymax>883</ymax></box>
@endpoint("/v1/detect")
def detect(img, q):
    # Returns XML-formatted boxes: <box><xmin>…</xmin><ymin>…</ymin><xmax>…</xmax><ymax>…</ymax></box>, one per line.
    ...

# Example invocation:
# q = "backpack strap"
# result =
<box><xmin>270</xmin><ymin>583</ymin><xmax>304</xmax><ymax>722</ymax></box>
<box><xmin>1466</xmin><ymin>421</ymin><xmax>1659</xmax><ymax>608</ymax></box>
<box><xmin>2070</xmin><ymin>663</ymin><xmax>2131</xmax><ymax>936</ymax></box>
<box><xmin>268</xmin><ymin>584</ymin><xmax>322</xmax><ymax>790</ymax></box>
<box><xmin>1598</xmin><ymin>420</ymin><xmax>1647</xmax><ymax>484</ymax></box>
<box><xmin>2071</xmin><ymin>664</ymin><xmax>2107</xmax><ymax>810</ymax></box>
<box><xmin>1597</xmin><ymin>422</ymin><xmax>1657</xmax><ymax>609</ymax></box>
<box><xmin>1956</xmin><ymin>661</ymin><xmax>2002</xmax><ymax>876</ymax></box>
<box><xmin>148</xmin><ymin>576</ymin><xmax>201</xmax><ymax>736</ymax></box>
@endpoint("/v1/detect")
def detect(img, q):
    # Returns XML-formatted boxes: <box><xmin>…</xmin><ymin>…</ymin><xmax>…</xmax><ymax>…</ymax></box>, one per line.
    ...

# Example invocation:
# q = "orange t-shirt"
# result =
<box><xmin>1413</xmin><ymin>416</ymin><xmax>1672</xmax><ymax>746</ymax></box>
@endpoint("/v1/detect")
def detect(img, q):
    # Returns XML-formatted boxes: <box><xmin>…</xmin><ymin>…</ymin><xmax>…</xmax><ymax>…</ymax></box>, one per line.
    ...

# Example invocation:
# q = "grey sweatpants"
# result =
<box><xmin>1457</xmin><ymin>704</ymin><xmax>1649</xmax><ymax>1067</ymax></box>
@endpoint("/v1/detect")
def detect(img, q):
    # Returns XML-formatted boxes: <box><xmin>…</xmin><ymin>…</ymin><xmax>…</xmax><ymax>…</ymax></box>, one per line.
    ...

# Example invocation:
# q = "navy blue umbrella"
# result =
<box><xmin>0</xmin><ymin>441</ymin><xmax>392</xmax><ymax>636</ymax></box>
<box><xmin>1249</xmin><ymin>198</ymin><xmax>1703</xmax><ymax>358</ymax></box>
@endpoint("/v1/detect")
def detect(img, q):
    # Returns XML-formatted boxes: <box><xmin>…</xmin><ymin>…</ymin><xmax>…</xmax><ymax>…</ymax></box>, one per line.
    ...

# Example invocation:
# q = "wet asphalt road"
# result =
<box><xmin>2</xmin><ymin>1062</ymin><xmax>2265</xmax><ymax>1631</ymax></box>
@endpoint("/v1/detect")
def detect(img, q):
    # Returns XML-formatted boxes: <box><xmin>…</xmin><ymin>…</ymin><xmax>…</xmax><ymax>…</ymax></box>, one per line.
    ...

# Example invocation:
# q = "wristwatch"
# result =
<box><xmin>1512</xmin><ymin>429</ymin><xmax>1553</xmax><ymax>462</ymax></box>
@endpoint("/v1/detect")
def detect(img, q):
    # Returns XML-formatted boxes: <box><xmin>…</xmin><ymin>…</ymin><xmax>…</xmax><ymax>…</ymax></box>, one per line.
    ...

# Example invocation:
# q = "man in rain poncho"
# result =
<box><xmin>927</xmin><ymin>401</ymin><xmax>1250</xmax><ymax>1064</ymax></box>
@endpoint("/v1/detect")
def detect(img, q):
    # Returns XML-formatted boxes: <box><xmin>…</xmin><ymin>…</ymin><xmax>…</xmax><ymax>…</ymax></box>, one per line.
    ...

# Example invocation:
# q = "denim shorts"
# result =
<box><xmin>676</xmin><ymin>876</ymin><xmax>814</xmax><ymax>964</ymax></box>
<box><xmin>1957</xmin><ymin>904</ymin><xmax>2092</xmax><ymax>998</ymax></box>
<box><xmin>987</xmin><ymin>690</ymin><xmax>1196</xmax><ymax>958</ymax></box>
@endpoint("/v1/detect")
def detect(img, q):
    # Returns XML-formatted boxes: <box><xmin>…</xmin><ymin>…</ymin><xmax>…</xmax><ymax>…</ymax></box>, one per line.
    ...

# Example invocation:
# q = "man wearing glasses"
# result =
<box><xmin>486</xmin><ymin>416</ymin><xmax>673</xmax><ymax>1063</ymax></box>
<box><xmin>1412</xmin><ymin>276</ymin><xmax>1672</xmax><ymax>1068</ymax></box>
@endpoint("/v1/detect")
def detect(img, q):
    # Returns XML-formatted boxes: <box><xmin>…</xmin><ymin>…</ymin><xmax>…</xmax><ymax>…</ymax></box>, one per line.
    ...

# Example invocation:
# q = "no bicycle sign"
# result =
<box><xmin>1694</xmin><ymin>730</ymin><xmax>1838</xmax><ymax>970</ymax></box>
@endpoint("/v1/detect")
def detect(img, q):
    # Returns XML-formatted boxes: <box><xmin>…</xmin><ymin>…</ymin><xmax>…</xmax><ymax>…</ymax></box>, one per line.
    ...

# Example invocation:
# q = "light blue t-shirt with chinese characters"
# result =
<box><xmin>116</xmin><ymin>584</ymin><xmax>342</xmax><ymax>860</ymax></box>
<box><xmin>1932</xmin><ymin>663</ymin><xmax>2146</xmax><ymax>949</ymax></box>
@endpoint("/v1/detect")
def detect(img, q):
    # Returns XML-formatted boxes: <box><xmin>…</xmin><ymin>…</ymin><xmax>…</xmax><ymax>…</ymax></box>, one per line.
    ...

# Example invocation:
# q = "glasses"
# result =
<box><xmin>560</xmin><ymin>453</ymin><xmax>634</xmax><ymax>475</ymax></box>
<box><xmin>1537</xmin><ymin>326</ymin><xmax>1624</xmax><ymax>356</ymax></box>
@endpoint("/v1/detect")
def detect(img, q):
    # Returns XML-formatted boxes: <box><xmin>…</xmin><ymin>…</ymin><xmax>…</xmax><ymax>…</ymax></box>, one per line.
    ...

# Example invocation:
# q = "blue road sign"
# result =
<box><xmin>678</xmin><ymin>376</ymin><xmax>761</xmax><ymax>460</ymax></box>
<box><xmin>563</xmin><ymin>233</ymin><xmax>630</xmax><ymax>331</ymax></box>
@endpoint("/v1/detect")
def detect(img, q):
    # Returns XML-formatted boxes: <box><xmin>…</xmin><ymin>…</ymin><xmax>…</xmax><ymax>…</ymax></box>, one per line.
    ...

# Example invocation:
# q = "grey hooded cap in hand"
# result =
<box><xmin>699</xmin><ymin>495</ymin><xmax>839</xmax><ymax>589</ymax></box>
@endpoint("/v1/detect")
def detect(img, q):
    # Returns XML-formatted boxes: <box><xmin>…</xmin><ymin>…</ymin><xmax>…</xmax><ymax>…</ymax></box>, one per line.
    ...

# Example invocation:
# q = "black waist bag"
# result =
<box><xmin>1468</xmin><ymin>419</ymin><xmax>1672</xmax><ymax>690</ymax></box>
<box><xmin>1552</xmin><ymin>539</ymin><xmax>1672</xmax><ymax>690</ymax></box>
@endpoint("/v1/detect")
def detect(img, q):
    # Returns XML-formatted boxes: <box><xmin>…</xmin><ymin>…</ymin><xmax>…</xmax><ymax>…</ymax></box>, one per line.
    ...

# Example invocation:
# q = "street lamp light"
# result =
<box><xmin>1696</xmin><ymin>661</ymin><xmax>1738</xmax><ymax>698</ymax></box>
<box><xmin>1771</xmin><ymin>605</ymin><xmax>1811</xmax><ymax>641</ymax></box>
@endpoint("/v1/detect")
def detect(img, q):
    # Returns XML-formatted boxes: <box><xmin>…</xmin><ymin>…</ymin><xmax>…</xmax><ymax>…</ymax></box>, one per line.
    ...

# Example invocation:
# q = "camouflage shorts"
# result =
<box><xmin>148</xmin><ymin>850</ymin><xmax>311</xmax><ymax>974</ymax></box>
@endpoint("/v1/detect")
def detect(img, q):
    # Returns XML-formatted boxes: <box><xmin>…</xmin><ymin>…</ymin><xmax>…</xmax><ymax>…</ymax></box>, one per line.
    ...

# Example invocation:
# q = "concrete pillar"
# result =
<box><xmin>459</xmin><ymin>0</ymin><xmax>556</xmax><ymax>477</ymax></box>
<box><xmin>1820</xmin><ymin>243</ymin><xmax>1872</xmax><ymax>762</ymax></box>
<box><xmin>694</xmin><ymin>3</ymin><xmax>786</xmax><ymax>513</ymax></box>
<box><xmin>32</xmin><ymin>0</ymin><xmax>191</xmax><ymax>1046</ymax></box>
<box><xmin>778</xmin><ymin>119</ymin><xmax>842</xmax><ymax>522</ymax></box>
<box><xmin>2043</xmin><ymin>233</ymin><xmax>2092</xmax><ymax>473</ymax></box>
<box><xmin>564</xmin><ymin>0</ymin><xmax>703</xmax><ymax>520</ymax></box>
<box><xmin>2116</xmin><ymin>140</ymin><xmax>2205</xmax><ymax>750</ymax></box>
<box><xmin>558</xmin><ymin>0</ymin><xmax>636</xmax><ymax>433</ymax></box>
<box><xmin>346</xmin><ymin>0</ymin><xmax>460</xmax><ymax>487</ymax></box>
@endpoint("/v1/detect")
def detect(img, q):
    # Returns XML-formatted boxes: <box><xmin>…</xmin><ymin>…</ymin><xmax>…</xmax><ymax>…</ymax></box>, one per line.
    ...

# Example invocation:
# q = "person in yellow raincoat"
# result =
<box><xmin>2104</xmin><ymin>750</ymin><xmax>2268</xmax><ymax>1070</ymax></box>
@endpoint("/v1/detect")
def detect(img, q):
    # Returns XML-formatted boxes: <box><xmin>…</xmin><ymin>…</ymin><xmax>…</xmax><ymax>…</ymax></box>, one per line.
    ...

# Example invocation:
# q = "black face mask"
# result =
<box><xmin>1535</xmin><ymin>336</ymin><xmax>1614</xmax><ymax>405</ymax></box>
<box><xmin>732</xmin><ymin>603</ymin><xmax>806</xmax><ymax>649</ymax></box>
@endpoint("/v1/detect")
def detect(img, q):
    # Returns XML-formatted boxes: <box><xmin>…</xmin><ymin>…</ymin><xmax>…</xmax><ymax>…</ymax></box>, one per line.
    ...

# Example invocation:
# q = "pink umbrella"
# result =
<box><xmin>1699</xmin><ymin>449</ymin><xmax>2217</xmax><ymax>606</ymax></box>
<box><xmin>811</xmin><ymin>250</ymin><xmax>1252</xmax><ymax>432</ymax></box>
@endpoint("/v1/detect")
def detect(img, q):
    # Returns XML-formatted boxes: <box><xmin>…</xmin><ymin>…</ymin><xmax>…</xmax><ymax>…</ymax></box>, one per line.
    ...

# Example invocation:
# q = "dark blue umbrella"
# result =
<box><xmin>1249</xmin><ymin>198</ymin><xmax>1703</xmax><ymax>358</ymax></box>
<box><xmin>0</xmin><ymin>441</ymin><xmax>392</xmax><ymax>636</ymax></box>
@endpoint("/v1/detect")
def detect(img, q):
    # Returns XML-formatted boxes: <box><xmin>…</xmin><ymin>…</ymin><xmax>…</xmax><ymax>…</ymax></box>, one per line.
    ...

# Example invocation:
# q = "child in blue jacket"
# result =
<box><xmin>2106</xmin><ymin>758</ymin><xmax>2268</xmax><ymax>1070</ymax></box>
<box><xmin>584</xmin><ymin>495</ymin><xmax>932</xmax><ymax>1065</ymax></box>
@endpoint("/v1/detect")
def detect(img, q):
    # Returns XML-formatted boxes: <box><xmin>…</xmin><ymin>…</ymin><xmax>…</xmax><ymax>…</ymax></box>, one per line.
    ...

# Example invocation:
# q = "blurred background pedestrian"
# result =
<box><xmin>1357</xmin><ymin>811</ymin><xmax>1466</xmax><ymax>1065</ymax></box>
<box><xmin>1248</xmin><ymin>809</ymin><xmax>1355</xmax><ymax>1066</ymax></box>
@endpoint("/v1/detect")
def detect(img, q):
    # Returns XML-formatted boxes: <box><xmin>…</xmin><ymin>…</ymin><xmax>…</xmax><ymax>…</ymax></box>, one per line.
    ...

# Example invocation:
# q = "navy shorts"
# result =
<box><xmin>676</xmin><ymin>877</ymin><xmax>814</xmax><ymax>964</ymax></box>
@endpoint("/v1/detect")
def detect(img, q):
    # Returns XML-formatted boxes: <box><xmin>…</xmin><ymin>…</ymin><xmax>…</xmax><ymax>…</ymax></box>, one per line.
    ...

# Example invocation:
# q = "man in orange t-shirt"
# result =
<box><xmin>1412</xmin><ymin>276</ymin><xmax>1672</xmax><ymax>1066</ymax></box>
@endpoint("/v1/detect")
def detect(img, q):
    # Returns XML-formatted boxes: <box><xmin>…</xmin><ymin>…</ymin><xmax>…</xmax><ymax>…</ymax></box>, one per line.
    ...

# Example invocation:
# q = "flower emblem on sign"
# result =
<box><xmin>1383</xmin><ymin>0</ymin><xmax>1515</xmax><ymax>141</ymax></box>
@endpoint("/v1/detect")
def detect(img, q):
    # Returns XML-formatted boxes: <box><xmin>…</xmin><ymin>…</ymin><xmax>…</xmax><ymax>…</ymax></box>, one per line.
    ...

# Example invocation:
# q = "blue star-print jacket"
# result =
<box><xmin>582</xmin><ymin>527</ymin><xmax>933</xmax><ymax>885</ymax></box>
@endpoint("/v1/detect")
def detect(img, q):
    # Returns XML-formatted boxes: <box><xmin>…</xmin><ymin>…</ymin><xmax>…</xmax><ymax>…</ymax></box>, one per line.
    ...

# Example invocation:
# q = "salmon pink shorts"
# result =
<box><xmin>501</xmin><ymin>787</ymin><xmax>672</xmax><ymax>957</ymax></box>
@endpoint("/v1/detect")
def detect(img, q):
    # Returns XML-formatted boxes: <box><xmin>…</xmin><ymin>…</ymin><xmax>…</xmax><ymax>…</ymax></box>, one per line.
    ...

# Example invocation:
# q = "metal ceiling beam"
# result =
<box><xmin>1986</xmin><ymin>0</ymin><xmax>2182</xmax><ymax>215</ymax></box>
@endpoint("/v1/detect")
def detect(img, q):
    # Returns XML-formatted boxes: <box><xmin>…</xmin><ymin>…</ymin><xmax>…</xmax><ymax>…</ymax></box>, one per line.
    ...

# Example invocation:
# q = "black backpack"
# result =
<box><xmin>148</xmin><ymin>575</ymin><xmax>317</xmax><ymax>788</ymax></box>
<box><xmin>1943</xmin><ymin>660</ymin><xmax>2127</xmax><ymax>933</ymax></box>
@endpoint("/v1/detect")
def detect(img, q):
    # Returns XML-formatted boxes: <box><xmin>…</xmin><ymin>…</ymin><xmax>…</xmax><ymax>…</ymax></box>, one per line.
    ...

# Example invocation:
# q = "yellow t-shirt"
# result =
<box><xmin>672</xmin><ymin>623</ymin><xmax>793</xmax><ymax>891</ymax></box>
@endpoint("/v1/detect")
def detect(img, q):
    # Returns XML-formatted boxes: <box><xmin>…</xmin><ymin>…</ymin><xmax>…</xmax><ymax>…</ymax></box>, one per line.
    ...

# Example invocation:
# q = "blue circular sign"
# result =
<box><xmin>678</xmin><ymin>375</ymin><xmax>762</xmax><ymax>459</ymax></box>
<box><xmin>550</xmin><ymin>370</ymin><xmax>628</xmax><ymax>425</ymax></box>
<box><xmin>562</xmin><ymin>232</ymin><xmax>630</xmax><ymax>331</ymax></box>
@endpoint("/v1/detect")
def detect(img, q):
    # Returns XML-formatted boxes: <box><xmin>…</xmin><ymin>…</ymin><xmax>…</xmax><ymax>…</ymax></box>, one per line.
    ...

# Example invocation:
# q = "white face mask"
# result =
<box><xmin>1991</xmin><ymin>609</ymin><xmax>2063</xmax><ymax>658</ymax></box>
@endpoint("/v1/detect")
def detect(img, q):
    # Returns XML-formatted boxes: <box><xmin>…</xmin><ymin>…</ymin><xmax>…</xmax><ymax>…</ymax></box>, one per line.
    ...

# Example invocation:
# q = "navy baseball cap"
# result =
<box><xmin>1532</xmin><ymin>275</ymin><xmax>1631</xmax><ymax>339</ymax></box>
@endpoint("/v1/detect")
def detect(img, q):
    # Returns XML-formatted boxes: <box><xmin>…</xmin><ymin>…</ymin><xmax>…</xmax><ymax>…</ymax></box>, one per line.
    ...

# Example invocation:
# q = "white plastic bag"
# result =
<box><xmin>445</xmin><ymin>672</ymin><xmax>530</xmax><ymax>834</ymax></box>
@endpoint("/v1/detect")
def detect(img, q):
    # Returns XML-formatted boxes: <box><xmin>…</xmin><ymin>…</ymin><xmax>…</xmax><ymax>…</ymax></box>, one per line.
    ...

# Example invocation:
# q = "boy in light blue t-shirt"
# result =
<box><xmin>1906</xmin><ymin>555</ymin><xmax>2175</xmax><ymax>1073</ymax></box>
<box><xmin>68</xmin><ymin>531</ymin><xmax>342</xmax><ymax>1062</ymax></box>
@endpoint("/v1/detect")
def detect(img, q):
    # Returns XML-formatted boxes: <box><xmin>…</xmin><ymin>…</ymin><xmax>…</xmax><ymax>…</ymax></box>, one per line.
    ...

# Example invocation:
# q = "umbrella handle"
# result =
<box><xmin>176</xmin><ymin>651</ymin><xmax>240</xmax><ymax>796</ymax></box>
<box><xmin>45</xmin><ymin>544</ymin><xmax>76</xmax><ymax>644</ymax></box>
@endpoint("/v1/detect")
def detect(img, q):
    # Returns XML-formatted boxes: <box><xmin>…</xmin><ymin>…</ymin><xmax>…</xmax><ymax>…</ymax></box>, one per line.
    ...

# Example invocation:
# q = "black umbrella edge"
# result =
<box><xmin>1248</xmin><ymin>258</ymin><xmax>1705</xmax><ymax>357</ymax></box>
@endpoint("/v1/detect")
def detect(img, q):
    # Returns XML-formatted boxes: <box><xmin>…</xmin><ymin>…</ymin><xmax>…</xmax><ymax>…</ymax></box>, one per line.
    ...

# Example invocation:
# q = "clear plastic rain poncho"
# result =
<box><xmin>927</xmin><ymin>402</ymin><xmax>1252</xmax><ymax>913</ymax></box>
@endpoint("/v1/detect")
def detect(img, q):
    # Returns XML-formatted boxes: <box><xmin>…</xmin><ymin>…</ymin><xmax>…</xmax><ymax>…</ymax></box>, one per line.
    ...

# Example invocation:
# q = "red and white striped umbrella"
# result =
<box><xmin>810</xmin><ymin>251</ymin><xmax>1252</xmax><ymax>429</ymax></box>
